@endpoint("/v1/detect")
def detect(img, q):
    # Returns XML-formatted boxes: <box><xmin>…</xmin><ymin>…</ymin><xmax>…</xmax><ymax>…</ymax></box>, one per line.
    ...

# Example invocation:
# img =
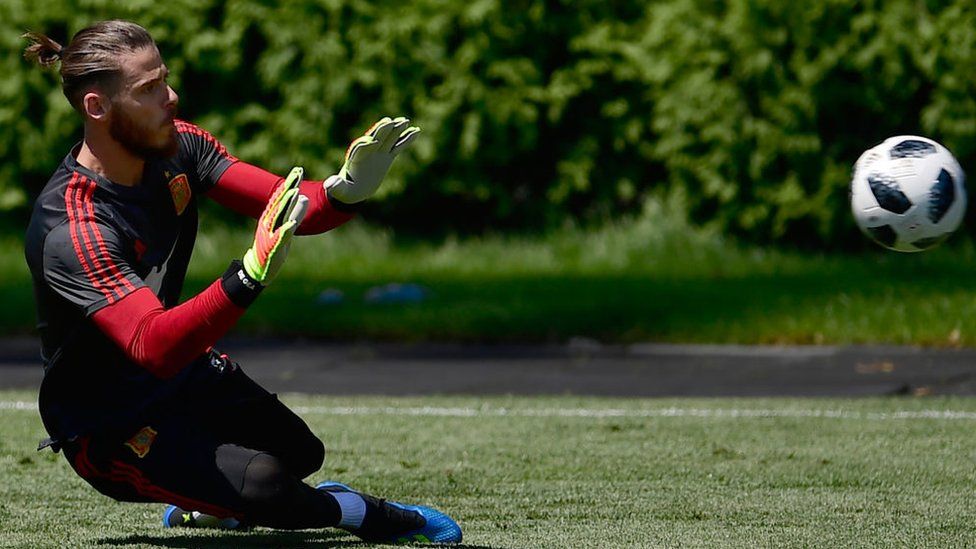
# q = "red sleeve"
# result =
<box><xmin>91</xmin><ymin>283</ymin><xmax>245</xmax><ymax>379</ymax></box>
<box><xmin>207</xmin><ymin>162</ymin><xmax>356</xmax><ymax>235</ymax></box>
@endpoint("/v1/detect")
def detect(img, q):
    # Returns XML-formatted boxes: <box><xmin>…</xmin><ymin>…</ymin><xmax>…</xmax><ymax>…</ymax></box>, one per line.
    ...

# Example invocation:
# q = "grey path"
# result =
<box><xmin>1</xmin><ymin>337</ymin><xmax>975</xmax><ymax>397</ymax></box>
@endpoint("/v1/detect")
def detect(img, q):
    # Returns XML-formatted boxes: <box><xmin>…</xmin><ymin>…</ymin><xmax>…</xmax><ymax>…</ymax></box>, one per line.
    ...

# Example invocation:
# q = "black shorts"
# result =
<box><xmin>61</xmin><ymin>362</ymin><xmax>325</xmax><ymax>518</ymax></box>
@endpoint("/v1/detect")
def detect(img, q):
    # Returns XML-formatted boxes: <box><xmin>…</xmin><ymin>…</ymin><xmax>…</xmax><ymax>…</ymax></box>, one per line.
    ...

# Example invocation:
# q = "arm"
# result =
<box><xmin>174</xmin><ymin>119</ymin><xmax>355</xmax><ymax>234</ymax></box>
<box><xmin>92</xmin><ymin>167</ymin><xmax>306</xmax><ymax>378</ymax></box>
<box><xmin>197</xmin><ymin>117</ymin><xmax>420</xmax><ymax>234</ymax></box>
<box><xmin>42</xmin><ymin>217</ymin><xmax>247</xmax><ymax>378</ymax></box>
<box><xmin>178</xmin><ymin>117</ymin><xmax>419</xmax><ymax>234</ymax></box>
<box><xmin>91</xmin><ymin>265</ymin><xmax>254</xmax><ymax>378</ymax></box>
<box><xmin>207</xmin><ymin>161</ymin><xmax>356</xmax><ymax>235</ymax></box>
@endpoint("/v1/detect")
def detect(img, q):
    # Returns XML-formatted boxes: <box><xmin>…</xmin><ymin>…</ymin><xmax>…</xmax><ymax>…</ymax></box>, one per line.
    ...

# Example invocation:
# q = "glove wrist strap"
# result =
<box><xmin>326</xmin><ymin>188</ymin><xmax>366</xmax><ymax>213</ymax></box>
<box><xmin>221</xmin><ymin>259</ymin><xmax>264</xmax><ymax>308</ymax></box>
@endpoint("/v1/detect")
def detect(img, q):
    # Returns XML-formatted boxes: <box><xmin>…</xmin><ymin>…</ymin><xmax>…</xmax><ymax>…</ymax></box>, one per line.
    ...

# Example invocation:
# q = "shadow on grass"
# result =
<box><xmin>96</xmin><ymin>531</ymin><xmax>502</xmax><ymax>548</ymax></box>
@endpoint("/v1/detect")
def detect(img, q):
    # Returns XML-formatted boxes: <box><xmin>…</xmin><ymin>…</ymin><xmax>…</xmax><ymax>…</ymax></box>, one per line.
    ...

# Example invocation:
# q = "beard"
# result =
<box><xmin>109</xmin><ymin>106</ymin><xmax>178</xmax><ymax>160</ymax></box>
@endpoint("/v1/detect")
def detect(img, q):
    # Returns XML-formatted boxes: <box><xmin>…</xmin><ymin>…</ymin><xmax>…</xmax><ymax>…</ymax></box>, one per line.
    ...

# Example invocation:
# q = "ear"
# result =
<box><xmin>82</xmin><ymin>91</ymin><xmax>111</xmax><ymax>122</ymax></box>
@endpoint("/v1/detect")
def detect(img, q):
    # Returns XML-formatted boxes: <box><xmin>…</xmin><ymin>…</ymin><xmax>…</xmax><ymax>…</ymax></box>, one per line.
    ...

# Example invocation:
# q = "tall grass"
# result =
<box><xmin>193</xmin><ymin>198</ymin><xmax>814</xmax><ymax>281</ymax></box>
<box><xmin>4</xmin><ymin>199</ymin><xmax>976</xmax><ymax>344</ymax></box>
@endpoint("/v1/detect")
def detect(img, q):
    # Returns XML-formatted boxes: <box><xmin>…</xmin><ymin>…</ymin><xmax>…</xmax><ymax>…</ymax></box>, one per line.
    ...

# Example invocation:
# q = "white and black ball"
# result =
<box><xmin>850</xmin><ymin>135</ymin><xmax>966</xmax><ymax>252</ymax></box>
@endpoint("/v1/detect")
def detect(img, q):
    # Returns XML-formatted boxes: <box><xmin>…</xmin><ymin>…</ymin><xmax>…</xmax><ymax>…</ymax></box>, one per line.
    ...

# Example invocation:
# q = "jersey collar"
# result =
<box><xmin>64</xmin><ymin>143</ymin><xmax>156</xmax><ymax>201</ymax></box>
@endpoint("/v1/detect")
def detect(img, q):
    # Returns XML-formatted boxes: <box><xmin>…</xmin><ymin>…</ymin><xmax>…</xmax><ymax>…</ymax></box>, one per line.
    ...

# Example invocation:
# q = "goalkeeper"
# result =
<box><xmin>23</xmin><ymin>20</ymin><xmax>460</xmax><ymax>544</ymax></box>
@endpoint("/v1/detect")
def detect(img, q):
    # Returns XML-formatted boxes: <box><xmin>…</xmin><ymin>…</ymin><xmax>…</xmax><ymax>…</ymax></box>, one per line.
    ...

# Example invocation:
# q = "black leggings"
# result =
<box><xmin>62</xmin><ymin>365</ymin><xmax>340</xmax><ymax>528</ymax></box>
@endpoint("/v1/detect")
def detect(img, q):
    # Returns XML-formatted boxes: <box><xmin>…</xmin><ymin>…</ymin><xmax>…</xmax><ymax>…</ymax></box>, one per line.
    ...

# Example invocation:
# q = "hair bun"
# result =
<box><xmin>43</xmin><ymin>46</ymin><xmax>62</xmax><ymax>62</ymax></box>
<box><xmin>22</xmin><ymin>31</ymin><xmax>64</xmax><ymax>68</ymax></box>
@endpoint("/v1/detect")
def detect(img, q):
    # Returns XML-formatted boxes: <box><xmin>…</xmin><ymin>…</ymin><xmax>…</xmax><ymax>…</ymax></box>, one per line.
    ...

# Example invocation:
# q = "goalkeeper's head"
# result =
<box><xmin>23</xmin><ymin>20</ymin><xmax>180</xmax><ymax>159</ymax></box>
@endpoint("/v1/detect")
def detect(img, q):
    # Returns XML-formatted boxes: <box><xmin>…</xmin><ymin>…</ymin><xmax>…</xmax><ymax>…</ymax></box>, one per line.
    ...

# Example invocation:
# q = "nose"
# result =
<box><xmin>166</xmin><ymin>85</ymin><xmax>179</xmax><ymax>107</ymax></box>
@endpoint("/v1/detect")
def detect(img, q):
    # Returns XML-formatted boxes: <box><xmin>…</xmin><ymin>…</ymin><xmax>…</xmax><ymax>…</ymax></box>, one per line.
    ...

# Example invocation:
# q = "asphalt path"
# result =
<box><xmin>1</xmin><ymin>337</ymin><xmax>975</xmax><ymax>397</ymax></box>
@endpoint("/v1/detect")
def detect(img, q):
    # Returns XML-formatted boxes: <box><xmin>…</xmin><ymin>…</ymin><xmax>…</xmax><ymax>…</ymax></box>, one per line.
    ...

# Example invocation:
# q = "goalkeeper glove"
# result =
<box><xmin>243</xmin><ymin>166</ymin><xmax>308</xmax><ymax>286</ymax></box>
<box><xmin>325</xmin><ymin>116</ymin><xmax>421</xmax><ymax>204</ymax></box>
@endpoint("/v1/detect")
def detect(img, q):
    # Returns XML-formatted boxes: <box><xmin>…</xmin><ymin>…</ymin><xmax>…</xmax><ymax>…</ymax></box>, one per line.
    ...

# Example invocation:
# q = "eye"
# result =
<box><xmin>143</xmin><ymin>80</ymin><xmax>164</xmax><ymax>94</ymax></box>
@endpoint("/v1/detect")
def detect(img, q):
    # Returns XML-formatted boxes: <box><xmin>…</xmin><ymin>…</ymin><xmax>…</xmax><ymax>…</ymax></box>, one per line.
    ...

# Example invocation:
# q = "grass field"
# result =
<box><xmin>3</xmin><ymin>390</ymin><xmax>976</xmax><ymax>548</ymax></box>
<box><xmin>4</xmin><ymin>208</ymin><xmax>976</xmax><ymax>346</ymax></box>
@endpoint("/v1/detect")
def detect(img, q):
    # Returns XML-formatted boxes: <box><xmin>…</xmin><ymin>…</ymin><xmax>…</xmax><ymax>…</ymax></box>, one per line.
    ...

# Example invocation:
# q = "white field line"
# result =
<box><xmin>0</xmin><ymin>401</ymin><xmax>39</xmax><ymax>411</ymax></box>
<box><xmin>286</xmin><ymin>406</ymin><xmax>976</xmax><ymax>421</ymax></box>
<box><xmin>4</xmin><ymin>400</ymin><xmax>976</xmax><ymax>420</ymax></box>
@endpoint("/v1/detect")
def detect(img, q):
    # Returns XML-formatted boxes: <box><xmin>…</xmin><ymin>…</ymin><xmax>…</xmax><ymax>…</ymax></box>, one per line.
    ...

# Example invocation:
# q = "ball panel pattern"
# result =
<box><xmin>889</xmin><ymin>139</ymin><xmax>937</xmax><ymax>159</ymax></box>
<box><xmin>927</xmin><ymin>168</ymin><xmax>955</xmax><ymax>224</ymax></box>
<box><xmin>867</xmin><ymin>225</ymin><xmax>897</xmax><ymax>248</ymax></box>
<box><xmin>867</xmin><ymin>173</ymin><xmax>911</xmax><ymax>214</ymax></box>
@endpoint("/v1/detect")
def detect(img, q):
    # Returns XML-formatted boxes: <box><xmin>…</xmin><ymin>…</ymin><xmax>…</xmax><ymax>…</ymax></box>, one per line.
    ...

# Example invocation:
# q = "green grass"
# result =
<box><xmin>5</xmin><ymin>202</ymin><xmax>976</xmax><ymax>344</ymax></box>
<box><xmin>3</xmin><ymin>390</ymin><xmax>976</xmax><ymax>547</ymax></box>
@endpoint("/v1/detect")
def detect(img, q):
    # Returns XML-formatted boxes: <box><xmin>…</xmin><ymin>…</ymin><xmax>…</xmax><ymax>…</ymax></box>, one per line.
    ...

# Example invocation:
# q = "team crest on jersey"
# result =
<box><xmin>124</xmin><ymin>426</ymin><xmax>158</xmax><ymax>458</ymax></box>
<box><xmin>167</xmin><ymin>173</ymin><xmax>191</xmax><ymax>215</ymax></box>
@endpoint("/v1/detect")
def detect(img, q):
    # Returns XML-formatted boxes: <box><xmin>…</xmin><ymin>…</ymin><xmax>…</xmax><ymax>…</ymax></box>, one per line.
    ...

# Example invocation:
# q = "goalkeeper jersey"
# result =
<box><xmin>24</xmin><ymin>120</ymin><xmax>237</xmax><ymax>443</ymax></box>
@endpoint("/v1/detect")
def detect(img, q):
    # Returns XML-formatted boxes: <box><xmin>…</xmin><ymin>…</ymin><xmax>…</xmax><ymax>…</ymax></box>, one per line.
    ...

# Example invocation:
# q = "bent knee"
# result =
<box><xmin>294</xmin><ymin>437</ymin><xmax>325</xmax><ymax>479</ymax></box>
<box><xmin>278</xmin><ymin>434</ymin><xmax>325</xmax><ymax>479</ymax></box>
<box><xmin>239</xmin><ymin>452</ymin><xmax>296</xmax><ymax>507</ymax></box>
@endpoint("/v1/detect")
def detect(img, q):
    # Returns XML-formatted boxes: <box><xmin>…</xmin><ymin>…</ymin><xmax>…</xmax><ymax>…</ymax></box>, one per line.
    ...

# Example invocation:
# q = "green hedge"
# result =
<box><xmin>3</xmin><ymin>0</ymin><xmax>975</xmax><ymax>245</ymax></box>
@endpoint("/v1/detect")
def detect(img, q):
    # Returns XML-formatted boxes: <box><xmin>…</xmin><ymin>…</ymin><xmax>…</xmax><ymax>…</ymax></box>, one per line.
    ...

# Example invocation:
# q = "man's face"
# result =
<box><xmin>107</xmin><ymin>47</ymin><xmax>179</xmax><ymax>159</ymax></box>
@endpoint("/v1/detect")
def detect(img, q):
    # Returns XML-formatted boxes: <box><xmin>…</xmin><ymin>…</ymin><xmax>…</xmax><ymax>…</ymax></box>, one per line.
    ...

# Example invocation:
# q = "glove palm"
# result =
<box><xmin>327</xmin><ymin>116</ymin><xmax>421</xmax><ymax>204</ymax></box>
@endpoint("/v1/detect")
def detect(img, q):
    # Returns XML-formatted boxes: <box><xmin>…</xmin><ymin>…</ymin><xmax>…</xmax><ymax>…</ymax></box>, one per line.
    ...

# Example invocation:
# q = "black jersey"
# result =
<box><xmin>24</xmin><ymin>120</ymin><xmax>238</xmax><ymax>443</ymax></box>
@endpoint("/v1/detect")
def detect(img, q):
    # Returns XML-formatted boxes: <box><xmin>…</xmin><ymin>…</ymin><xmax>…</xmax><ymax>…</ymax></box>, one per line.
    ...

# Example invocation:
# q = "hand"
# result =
<box><xmin>326</xmin><ymin>116</ymin><xmax>421</xmax><ymax>204</ymax></box>
<box><xmin>243</xmin><ymin>166</ymin><xmax>308</xmax><ymax>285</ymax></box>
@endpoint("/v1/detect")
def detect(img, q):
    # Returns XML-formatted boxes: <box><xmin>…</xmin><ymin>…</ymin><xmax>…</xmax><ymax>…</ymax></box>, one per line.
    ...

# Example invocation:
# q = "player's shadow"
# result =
<box><xmin>96</xmin><ymin>531</ymin><xmax>504</xmax><ymax>548</ymax></box>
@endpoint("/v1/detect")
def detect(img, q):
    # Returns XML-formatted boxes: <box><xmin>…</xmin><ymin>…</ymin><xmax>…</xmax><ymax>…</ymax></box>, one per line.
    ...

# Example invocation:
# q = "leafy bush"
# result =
<box><xmin>3</xmin><ymin>0</ymin><xmax>975</xmax><ymax>246</ymax></box>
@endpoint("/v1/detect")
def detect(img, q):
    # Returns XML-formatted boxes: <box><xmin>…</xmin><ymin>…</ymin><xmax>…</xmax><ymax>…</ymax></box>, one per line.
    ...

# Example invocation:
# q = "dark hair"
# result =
<box><xmin>23</xmin><ymin>20</ymin><xmax>156</xmax><ymax>113</ymax></box>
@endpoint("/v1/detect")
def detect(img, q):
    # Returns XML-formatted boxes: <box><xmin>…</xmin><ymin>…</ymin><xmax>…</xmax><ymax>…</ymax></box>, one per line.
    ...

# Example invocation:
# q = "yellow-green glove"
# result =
<box><xmin>326</xmin><ymin>116</ymin><xmax>421</xmax><ymax>204</ymax></box>
<box><xmin>243</xmin><ymin>166</ymin><xmax>308</xmax><ymax>285</ymax></box>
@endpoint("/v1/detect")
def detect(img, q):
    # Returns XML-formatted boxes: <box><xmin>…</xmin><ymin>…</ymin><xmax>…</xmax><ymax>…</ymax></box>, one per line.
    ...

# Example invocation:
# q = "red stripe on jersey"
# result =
<box><xmin>71</xmin><ymin>176</ymin><xmax>129</xmax><ymax>300</ymax></box>
<box><xmin>74</xmin><ymin>178</ymin><xmax>126</xmax><ymax>300</ymax></box>
<box><xmin>71</xmin><ymin>436</ymin><xmax>94</xmax><ymax>477</ymax></box>
<box><xmin>72</xmin><ymin>436</ymin><xmax>236</xmax><ymax>518</ymax></box>
<box><xmin>108</xmin><ymin>459</ymin><xmax>236</xmax><ymax>518</ymax></box>
<box><xmin>64</xmin><ymin>172</ymin><xmax>115</xmax><ymax>304</ymax></box>
<box><xmin>174</xmin><ymin>119</ymin><xmax>238</xmax><ymax>162</ymax></box>
<box><xmin>72</xmin><ymin>176</ymin><xmax>125</xmax><ymax>301</ymax></box>
<box><xmin>80</xmin><ymin>176</ymin><xmax>137</xmax><ymax>296</ymax></box>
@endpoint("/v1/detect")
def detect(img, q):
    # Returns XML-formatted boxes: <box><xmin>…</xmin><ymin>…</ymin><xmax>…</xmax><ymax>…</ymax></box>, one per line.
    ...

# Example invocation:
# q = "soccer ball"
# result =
<box><xmin>850</xmin><ymin>135</ymin><xmax>967</xmax><ymax>252</ymax></box>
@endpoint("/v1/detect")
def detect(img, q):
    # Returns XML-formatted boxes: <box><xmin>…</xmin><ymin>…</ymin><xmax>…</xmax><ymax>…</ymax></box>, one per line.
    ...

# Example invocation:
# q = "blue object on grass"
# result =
<box><xmin>316</xmin><ymin>288</ymin><xmax>345</xmax><ymax>305</ymax></box>
<box><xmin>364</xmin><ymin>283</ymin><xmax>429</xmax><ymax>304</ymax></box>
